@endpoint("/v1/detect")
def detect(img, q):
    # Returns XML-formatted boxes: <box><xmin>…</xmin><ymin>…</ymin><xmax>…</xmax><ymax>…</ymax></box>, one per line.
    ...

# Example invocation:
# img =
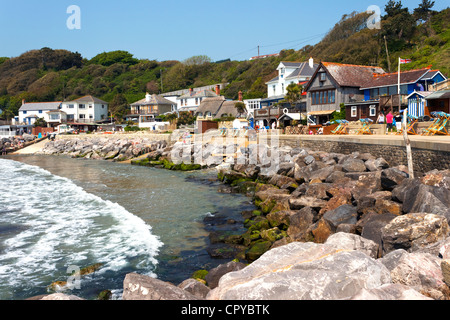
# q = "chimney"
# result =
<box><xmin>189</xmin><ymin>88</ymin><xmax>193</xmax><ymax>95</ymax></box>
<box><xmin>309</xmin><ymin>57</ymin><xmax>314</xmax><ymax>69</ymax></box>
<box><xmin>215</xmin><ymin>85</ymin><xmax>220</xmax><ymax>96</ymax></box>
<box><xmin>238</xmin><ymin>91</ymin><xmax>243</xmax><ymax>102</ymax></box>
<box><xmin>145</xmin><ymin>92</ymin><xmax>151</xmax><ymax>102</ymax></box>
<box><xmin>22</xmin><ymin>99</ymin><xmax>26</xmax><ymax>105</ymax></box>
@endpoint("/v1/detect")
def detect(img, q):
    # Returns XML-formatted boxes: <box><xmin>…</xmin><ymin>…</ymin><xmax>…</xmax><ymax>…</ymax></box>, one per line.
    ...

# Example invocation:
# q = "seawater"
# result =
<box><xmin>0</xmin><ymin>155</ymin><xmax>253</xmax><ymax>300</ymax></box>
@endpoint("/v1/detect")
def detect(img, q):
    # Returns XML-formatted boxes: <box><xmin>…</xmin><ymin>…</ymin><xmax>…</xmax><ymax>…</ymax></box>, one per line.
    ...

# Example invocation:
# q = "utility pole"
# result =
<box><xmin>258</xmin><ymin>46</ymin><xmax>260</xmax><ymax>57</ymax></box>
<box><xmin>160</xmin><ymin>69</ymin><xmax>163</xmax><ymax>93</ymax></box>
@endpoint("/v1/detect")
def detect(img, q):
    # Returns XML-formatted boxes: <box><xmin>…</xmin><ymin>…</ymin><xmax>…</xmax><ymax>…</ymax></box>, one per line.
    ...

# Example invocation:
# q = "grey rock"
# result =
<box><xmin>207</xmin><ymin>242</ymin><xmax>391</xmax><ymax>300</ymax></box>
<box><xmin>122</xmin><ymin>273</ymin><xmax>200</xmax><ymax>300</ymax></box>
<box><xmin>204</xmin><ymin>261</ymin><xmax>247</xmax><ymax>289</ymax></box>
<box><xmin>325</xmin><ymin>232</ymin><xmax>379</xmax><ymax>259</ymax></box>
<box><xmin>381</xmin><ymin>213</ymin><xmax>450</xmax><ymax>255</ymax></box>
<box><xmin>350</xmin><ymin>284</ymin><xmax>433</xmax><ymax>300</ymax></box>
<box><xmin>177</xmin><ymin>279</ymin><xmax>211</xmax><ymax>299</ymax></box>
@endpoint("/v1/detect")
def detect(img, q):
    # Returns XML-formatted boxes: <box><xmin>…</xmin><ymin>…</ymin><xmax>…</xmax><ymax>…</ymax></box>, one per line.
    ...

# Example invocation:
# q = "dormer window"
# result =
<box><xmin>319</xmin><ymin>73</ymin><xmax>326</xmax><ymax>82</ymax></box>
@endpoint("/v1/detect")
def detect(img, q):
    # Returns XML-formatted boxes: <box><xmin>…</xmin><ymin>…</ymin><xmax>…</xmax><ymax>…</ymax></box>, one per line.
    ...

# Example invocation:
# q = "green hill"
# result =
<box><xmin>0</xmin><ymin>1</ymin><xmax>448</xmax><ymax>120</ymax></box>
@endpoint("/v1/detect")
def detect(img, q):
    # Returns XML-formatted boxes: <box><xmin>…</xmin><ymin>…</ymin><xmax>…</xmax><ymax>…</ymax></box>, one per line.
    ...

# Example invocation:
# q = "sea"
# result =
<box><xmin>0</xmin><ymin>155</ymin><xmax>254</xmax><ymax>300</ymax></box>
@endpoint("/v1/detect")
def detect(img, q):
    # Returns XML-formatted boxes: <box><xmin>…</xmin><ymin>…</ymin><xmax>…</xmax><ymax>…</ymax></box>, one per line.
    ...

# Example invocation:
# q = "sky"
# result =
<box><xmin>0</xmin><ymin>0</ymin><xmax>448</xmax><ymax>62</ymax></box>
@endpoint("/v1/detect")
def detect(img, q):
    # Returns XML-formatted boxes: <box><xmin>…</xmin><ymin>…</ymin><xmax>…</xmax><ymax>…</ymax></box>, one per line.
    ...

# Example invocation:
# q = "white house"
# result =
<box><xmin>265</xmin><ymin>58</ymin><xmax>319</xmax><ymax>98</ymax></box>
<box><xmin>18</xmin><ymin>101</ymin><xmax>63</xmax><ymax>126</ymax></box>
<box><xmin>177</xmin><ymin>86</ymin><xmax>221</xmax><ymax>113</ymax></box>
<box><xmin>61</xmin><ymin>95</ymin><xmax>109</xmax><ymax>123</ymax></box>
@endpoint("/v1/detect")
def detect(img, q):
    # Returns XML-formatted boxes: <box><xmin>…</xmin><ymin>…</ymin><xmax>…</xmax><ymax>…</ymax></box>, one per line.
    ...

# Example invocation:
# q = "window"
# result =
<box><xmin>370</xmin><ymin>88</ymin><xmax>379</xmax><ymax>100</ymax></box>
<box><xmin>351</xmin><ymin>106</ymin><xmax>357</xmax><ymax>118</ymax></box>
<box><xmin>50</xmin><ymin>114</ymin><xmax>60</xmax><ymax>120</ymax></box>
<box><xmin>282</xmin><ymin>83</ymin><xmax>285</xmax><ymax>93</ymax></box>
<box><xmin>89</xmin><ymin>105</ymin><xmax>93</xmax><ymax>108</ymax></box>
<box><xmin>79</xmin><ymin>104</ymin><xmax>85</xmax><ymax>109</ymax></box>
<box><xmin>68</xmin><ymin>104</ymin><xmax>74</xmax><ymax>109</ymax></box>
<box><xmin>195</xmin><ymin>98</ymin><xmax>199</xmax><ymax>105</ymax></box>
<box><xmin>79</xmin><ymin>114</ymin><xmax>86</xmax><ymax>119</ymax></box>
<box><xmin>23</xmin><ymin>111</ymin><xmax>27</xmax><ymax>114</ymax></box>
<box><xmin>39</xmin><ymin>110</ymin><xmax>42</xmax><ymax>114</ymax></box>
<box><xmin>311</xmin><ymin>90</ymin><xmax>336</xmax><ymax>105</ymax></box>
<box><xmin>89</xmin><ymin>114</ymin><xmax>93</xmax><ymax>119</ymax></box>
<box><xmin>273</xmin><ymin>85</ymin><xmax>276</xmax><ymax>95</ymax></box>
<box><xmin>319</xmin><ymin>72</ymin><xmax>326</xmax><ymax>81</ymax></box>
<box><xmin>370</xmin><ymin>105</ymin><xmax>376</xmax><ymax>117</ymax></box>
<box><xmin>102</xmin><ymin>105</ymin><xmax>105</xmax><ymax>108</ymax></box>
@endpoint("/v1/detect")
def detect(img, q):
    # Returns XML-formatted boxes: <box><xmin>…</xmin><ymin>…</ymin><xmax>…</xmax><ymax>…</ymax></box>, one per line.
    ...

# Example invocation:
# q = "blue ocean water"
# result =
<box><xmin>0</xmin><ymin>156</ymin><xmax>252</xmax><ymax>300</ymax></box>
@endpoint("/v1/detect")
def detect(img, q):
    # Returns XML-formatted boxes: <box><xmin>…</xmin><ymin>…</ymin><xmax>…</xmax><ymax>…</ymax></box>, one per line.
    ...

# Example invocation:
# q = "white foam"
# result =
<box><xmin>0</xmin><ymin>159</ymin><xmax>163</xmax><ymax>296</ymax></box>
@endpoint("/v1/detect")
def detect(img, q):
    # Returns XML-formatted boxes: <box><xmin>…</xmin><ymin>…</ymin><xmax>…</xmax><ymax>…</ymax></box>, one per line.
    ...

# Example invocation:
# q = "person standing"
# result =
<box><xmin>386</xmin><ymin>111</ymin><xmax>394</xmax><ymax>133</ymax></box>
<box><xmin>377</xmin><ymin>111</ymin><xmax>385</xmax><ymax>124</ymax></box>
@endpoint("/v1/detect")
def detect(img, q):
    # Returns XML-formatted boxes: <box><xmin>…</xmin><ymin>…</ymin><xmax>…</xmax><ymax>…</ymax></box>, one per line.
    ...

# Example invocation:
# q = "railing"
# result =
<box><xmin>379</xmin><ymin>94</ymin><xmax>408</xmax><ymax>107</ymax></box>
<box><xmin>129</xmin><ymin>110</ymin><xmax>158</xmax><ymax>115</ymax></box>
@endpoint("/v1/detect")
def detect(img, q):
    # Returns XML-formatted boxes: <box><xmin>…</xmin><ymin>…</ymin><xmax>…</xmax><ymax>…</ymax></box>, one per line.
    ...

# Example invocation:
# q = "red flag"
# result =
<box><xmin>400</xmin><ymin>59</ymin><xmax>412</xmax><ymax>64</ymax></box>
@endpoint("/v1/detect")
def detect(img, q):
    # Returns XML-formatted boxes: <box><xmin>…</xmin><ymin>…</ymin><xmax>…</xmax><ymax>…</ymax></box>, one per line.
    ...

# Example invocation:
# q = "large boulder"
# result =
<box><xmin>122</xmin><ymin>273</ymin><xmax>200</xmax><ymax>300</ymax></box>
<box><xmin>177</xmin><ymin>279</ymin><xmax>210</xmax><ymax>299</ymax></box>
<box><xmin>380</xmin><ymin>168</ymin><xmax>409</xmax><ymax>191</ymax></box>
<box><xmin>341</xmin><ymin>158</ymin><xmax>366</xmax><ymax>173</ymax></box>
<box><xmin>349</xmin><ymin>284</ymin><xmax>432</xmax><ymax>300</ymax></box>
<box><xmin>381</xmin><ymin>250</ymin><xmax>449</xmax><ymax>300</ymax></box>
<box><xmin>207</xmin><ymin>241</ymin><xmax>391</xmax><ymax>300</ymax></box>
<box><xmin>322</xmin><ymin>204</ymin><xmax>358</xmax><ymax>232</ymax></box>
<box><xmin>204</xmin><ymin>261</ymin><xmax>247</xmax><ymax>289</ymax></box>
<box><xmin>381</xmin><ymin>213</ymin><xmax>450</xmax><ymax>255</ymax></box>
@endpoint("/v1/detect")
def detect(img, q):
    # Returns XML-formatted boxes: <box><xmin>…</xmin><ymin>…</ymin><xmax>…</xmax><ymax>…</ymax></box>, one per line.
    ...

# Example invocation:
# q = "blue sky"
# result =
<box><xmin>0</xmin><ymin>0</ymin><xmax>447</xmax><ymax>62</ymax></box>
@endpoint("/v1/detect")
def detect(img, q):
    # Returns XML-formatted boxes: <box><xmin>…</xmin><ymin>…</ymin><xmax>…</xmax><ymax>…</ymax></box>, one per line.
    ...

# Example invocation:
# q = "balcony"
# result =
<box><xmin>379</xmin><ymin>94</ymin><xmax>408</xmax><ymax>108</ymax></box>
<box><xmin>129</xmin><ymin>110</ymin><xmax>158</xmax><ymax>115</ymax></box>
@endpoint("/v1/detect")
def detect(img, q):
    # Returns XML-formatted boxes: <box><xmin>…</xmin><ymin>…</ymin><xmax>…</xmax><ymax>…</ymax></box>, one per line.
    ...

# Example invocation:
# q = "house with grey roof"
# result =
<box><xmin>304</xmin><ymin>62</ymin><xmax>385</xmax><ymax>124</ymax></box>
<box><xmin>177</xmin><ymin>86</ymin><xmax>221</xmax><ymax>113</ymax></box>
<box><xmin>18</xmin><ymin>101</ymin><xmax>63</xmax><ymax>126</ymax></box>
<box><xmin>61</xmin><ymin>95</ymin><xmax>109</xmax><ymax>124</ymax></box>
<box><xmin>265</xmin><ymin>58</ymin><xmax>318</xmax><ymax>104</ymax></box>
<box><xmin>128</xmin><ymin>93</ymin><xmax>177</xmax><ymax>128</ymax></box>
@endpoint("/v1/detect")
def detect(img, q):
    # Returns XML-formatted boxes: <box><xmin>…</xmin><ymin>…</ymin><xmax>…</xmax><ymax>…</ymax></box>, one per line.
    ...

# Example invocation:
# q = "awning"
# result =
<box><xmin>308</xmin><ymin>110</ymin><xmax>336</xmax><ymax>116</ymax></box>
<box><xmin>425</xmin><ymin>90</ymin><xmax>450</xmax><ymax>100</ymax></box>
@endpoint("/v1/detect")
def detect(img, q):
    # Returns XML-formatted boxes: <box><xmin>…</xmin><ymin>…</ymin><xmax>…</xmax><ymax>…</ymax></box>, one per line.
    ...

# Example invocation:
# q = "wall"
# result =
<box><xmin>276</xmin><ymin>135</ymin><xmax>450</xmax><ymax>175</ymax></box>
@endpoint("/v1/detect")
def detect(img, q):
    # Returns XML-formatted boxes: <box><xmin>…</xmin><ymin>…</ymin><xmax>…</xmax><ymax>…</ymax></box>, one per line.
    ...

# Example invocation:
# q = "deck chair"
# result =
<box><xmin>397</xmin><ymin>115</ymin><xmax>418</xmax><ymax>135</ymax></box>
<box><xmin>429</xmin><ymin>112</ymin><xmax>449</xmax><ymax>135</ymax></box>
<box><xmin>331</xmin><ymin>120</ymin><xmax>349</xmax><ymax>135</ymax></box>
<box><xmin>357</xmin><ymin>118</ymin><xmax>373</xmax><ymax>135</ymax></box>
<box><xmin>422</xmin><ymin>112</ymin><xmax>444</xmax><ymax>136</ymax></box>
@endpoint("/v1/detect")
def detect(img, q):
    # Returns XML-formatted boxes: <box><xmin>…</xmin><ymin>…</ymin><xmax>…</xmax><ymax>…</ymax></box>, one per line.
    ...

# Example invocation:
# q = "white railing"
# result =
<box><xmin>0</xmin><ymin>130</ymin><xmax>16</xmax><ymax>138</ymax></box>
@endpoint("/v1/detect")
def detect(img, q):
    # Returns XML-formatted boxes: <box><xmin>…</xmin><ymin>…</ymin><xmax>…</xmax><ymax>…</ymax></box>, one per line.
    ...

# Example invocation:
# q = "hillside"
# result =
<box><xmin>0</xmin><ymin>1</ymin><xmax>448</xmax><ymax>120</ymax></box>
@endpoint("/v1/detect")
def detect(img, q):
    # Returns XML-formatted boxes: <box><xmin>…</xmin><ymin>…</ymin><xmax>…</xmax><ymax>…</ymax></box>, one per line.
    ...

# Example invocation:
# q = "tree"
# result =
<box><xmin>414</xmin><ymin>0</ymin><xmax>435</xmax><ymax>22</ymax></box>
<box><xmin>89</xmin><ymin>51</ymin><xmax>138</xmax><ymax>66</ymax></box>
<box><xmin>109</xmin><ymin>93</ymin><xmax>129</xmax><ymax>122</ymax></box>
<box><xmin>183</xmin><ymin>55</ymin><xmax>212</xmax><ymax>66</ymax></box>
<box><xmin>34</xmin><ymin>117</ymin><xmax>47</xmax><ymax>128</ymax></box>
<box><xmin>384</xmin><ymin>1</ymin><xmax>408</xmax><ymax>19</ymax></box>
<box><xmin>234</xmin><ymin>102</ymin><xmax>246</xmax><ymax>118</ymax></box>
<box><xmin>285</xmin><ymin>83</ymin><xmax>301</xmax><ymax>107</ymax></box>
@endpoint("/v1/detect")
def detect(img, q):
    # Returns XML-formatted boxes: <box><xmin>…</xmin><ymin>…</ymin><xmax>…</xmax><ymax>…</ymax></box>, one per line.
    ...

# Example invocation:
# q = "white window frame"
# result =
<box><xmin>369</xmin><ymin>105</ymin><xmax>376</xmax><ymax>117</ymax></box>
<box><xmin>351</xmin><ymin>106</ymin><xmax>357</xmax><ymax>118</ymax></box>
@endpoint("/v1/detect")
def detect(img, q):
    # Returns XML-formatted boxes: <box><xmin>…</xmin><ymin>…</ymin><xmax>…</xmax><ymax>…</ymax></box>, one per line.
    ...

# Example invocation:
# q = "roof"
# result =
<box><xmin>66</xmin><ymin>95</ymin><xmax>108</xmax><ymax>105</ymax></box>
<box><xmin>266</xmin><ymin>61</ymin><xmax>319</xmax><ymax>84</ymax></box>
<box><xmin>406</xmin><ymin>91</ymin><xmax>434</xmax><ymax>99</ymax></box>
<box><xmin>285</xmin><ymin>62</ymin><xmax>319</xmax><ymax>79</ymax></box>
<box><xmin>178</xmin><ymin>89</ymin><xmax>219</xmax><ymax>100</ymax></box>
<box><xmin>321</xmin><ymin>62</ymin><xmax>385</xmax><ymax>88</ymax></box>
<box><xmin>19</xmin><ymin>101</ymin><xmax>62</xmax><ymax>112</ymax></box>
<box><xmin>131</xmin><ymin>94</ymin><xmax>176</xmax><ymax>106</ymax></box>
<box><xmin>361</xmin><ymin>68</ymin><xmax>433</xmax><ymax>89</ymax></box>
<box><xmin>425</xmin><ymin>90</ymin><xmax>450</xmax><ymax>100</ymax></box>
<box><xmin>216</xmin><ymin>100</ymin><xmax>245</xmax><ymax>118</ymax></box>
<box><xmin>195</xmin><ymin>97</ymin><xmax>226</xmax><ymax>116</ymax></box>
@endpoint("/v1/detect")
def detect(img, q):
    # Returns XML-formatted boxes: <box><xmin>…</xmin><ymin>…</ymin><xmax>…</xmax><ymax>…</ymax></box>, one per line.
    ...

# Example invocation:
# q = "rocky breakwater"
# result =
<box><xmin>1</xmin><ymin>134</ymin><xmax>37</xmax><ymax>153</ymax></box>
<box><xmin>39</xmin><ymin>136</ymin><xmax>168</xmax><ymax>162</ymax></box>
<box><xmin>29</xmin><ymin>143</ymin><xmax>450</xmax><ymax>300</ymax></box>
<box><xmin>117</xmin><ymin>146</ymin><xmax>450</xmax><ymax>301</ymax></box>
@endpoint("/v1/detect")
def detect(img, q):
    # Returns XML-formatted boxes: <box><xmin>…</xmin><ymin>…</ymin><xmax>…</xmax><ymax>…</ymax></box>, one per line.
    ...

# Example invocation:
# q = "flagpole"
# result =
<box><xmin>398</xmin><ymin>57</ymin><xmax>401</xmax><ymax>95</ymax></box>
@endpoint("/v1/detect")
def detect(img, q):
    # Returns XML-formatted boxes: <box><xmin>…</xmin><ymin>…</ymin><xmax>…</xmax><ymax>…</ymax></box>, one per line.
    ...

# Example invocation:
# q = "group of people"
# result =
<box><xmin>377</xmin><ymin>111</ymin><xmax>402</xmax><ymax>133</ymax></box>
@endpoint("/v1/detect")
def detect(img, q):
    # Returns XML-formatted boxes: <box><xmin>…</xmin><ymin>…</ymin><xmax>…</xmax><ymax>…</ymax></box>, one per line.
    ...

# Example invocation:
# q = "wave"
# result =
<box><xmin>0</xmin><ymin>159</ymin><xmax>163</xmax><ymax>298</ymax></box>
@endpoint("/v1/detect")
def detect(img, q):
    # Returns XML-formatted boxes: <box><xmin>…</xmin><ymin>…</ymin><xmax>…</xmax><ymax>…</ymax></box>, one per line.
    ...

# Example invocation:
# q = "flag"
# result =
<box><xmin>400</xmin><ymin>58</ymin><xmax>412</xmax><ymax>64</ymax></box>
